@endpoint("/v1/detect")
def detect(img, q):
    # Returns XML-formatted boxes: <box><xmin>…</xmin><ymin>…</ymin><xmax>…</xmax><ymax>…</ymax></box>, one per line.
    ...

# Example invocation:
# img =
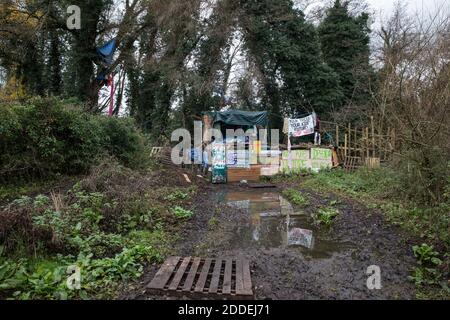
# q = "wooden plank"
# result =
<box><xmin>222</xmin><ymin>259</ymin><xmax>233</xmax><ymax>295</ymax></box>
<box><xmin>182</xmin><ymin>257</ymin><xmax>201</xmax><ymax>292</ymax></box>
<box><xmin>235</xmin><ymin>259</ymin><xmax>244</xmax><ymax>295</ymax></box>
<box><xmin>242</xmin><ymin>260</ymin><xmax>253</xmax><ymax>295</ymax></box>
<box><xmin>169</xmin><ymin>257</ymin><xmax>191</xmax><ymax>291</ymax></box>
<box><xmin>248</xmin><ymin>183</ymin><xmax>277</xmax><ymax>189</ymax></box>
<box><xmin>194</xmin><ymin>258</ymin><xmax>212</xmax><ymax>293</ymax></box>
<box><xmin>148</xmin><ymin>256</ymin><xmax>180</xmax><ymax>289</ymax></box>
<box><xmin>209</xmin><ymin>259</ymin><xmax>223</xmax><ymax>294</ymax></box>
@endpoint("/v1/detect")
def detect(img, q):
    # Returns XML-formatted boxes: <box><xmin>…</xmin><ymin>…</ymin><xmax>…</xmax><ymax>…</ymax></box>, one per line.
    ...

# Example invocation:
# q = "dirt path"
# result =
<box><xmin>126</xmin><ymin>183</ymin><xmax>417</xmax><ymax>300</ymax></box>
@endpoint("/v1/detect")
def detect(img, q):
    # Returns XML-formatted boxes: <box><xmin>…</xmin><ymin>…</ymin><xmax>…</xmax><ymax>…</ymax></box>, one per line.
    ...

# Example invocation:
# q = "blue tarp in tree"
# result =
<box><xmin>95</xmin><ymin>39</ymin><xmax>117</xmax><ymax>86</ymax></box>
<box><xmin>96</xmin><ymin>39</ymin><xmax>117</xmax><ymax>66</ymax></box>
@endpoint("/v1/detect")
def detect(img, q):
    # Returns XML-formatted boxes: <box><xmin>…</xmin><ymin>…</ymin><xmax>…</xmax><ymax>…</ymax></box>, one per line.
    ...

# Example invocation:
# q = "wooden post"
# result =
<box><xmin>344</xmin><ymin>134</ymin><xmax>348</xmax><ymax>158</ymax></box>
<box><xmin>391</xmin><ymin>128</ymin><xmax>396</xmax><ymax>160</ymax></box>
<box><xmin>392</xmin><ymin>128</ymin><xmax>396</xmax><ymax>150</ymax></box>
<box><xmin>371</xmin><ymin>116</ymin><xmax>375</xmax><ymax>158</ymax></box>
<box><xmin>386</xmin><ymin>127</ymin><xmax>391</xmax><ymax>161</ymax></box>
<box><xmin>336</xmin><ymin>124</ymin><xmax>339</xmax><ymax>147</ymax></box>
<box><xmin>365</xmin><ymin>127</ymin><xmax>370</xmax><ymax>159</ymax></box>
<box><xmin>379</xmin><ymin>127</ymin><xmax>382</xmax><ymax>160</ymax></box>
<box><xmin>348</xmin><ymin>123</ymin><xmax>351</xmax><ymax>156</ymax></box>
<box><xmin>354</xmin><ymin>128</ymin><xmax>358</xmax><ymax>158</ymax></box>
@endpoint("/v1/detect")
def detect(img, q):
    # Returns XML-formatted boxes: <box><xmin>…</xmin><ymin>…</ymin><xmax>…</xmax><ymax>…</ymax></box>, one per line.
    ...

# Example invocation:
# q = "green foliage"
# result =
<box><xmin>413</xmin><ymin>244</ymin><xmax>442</xmax><ymax>267</ymax></box>
<box><xmin>208</xmin><ymin>216</ymin><xmax>219</xmax><ymax>229</ymax></box>
<box><xmin>172</xmin><ymin>206</ymin><xmax>193</xmax><ymax>219</ymax></box>
<box><xmin>0</xmin><ymin>239</ymin><xmax>165</xmax><ymax>300</ymax></box>
<box><xmin>0</xmin><ymin>97</ymin><xmax>148</xmax><ymax>181</ymax></box>
<box><xmin>394</xmin><ymin>150</ymin><xmax>450</xmax><ymax>205</ymax></box>
<box><xmin>282</xmin><ymin>189</ymin><xmax>310</xmax><ymax>207</ymax></box>
<box><xmin>241</xmin><ymin>0</ymin><xmax>344</xmax><ymax>119</ymax></box>
<box><xmin>164</xmin><ymin>190</ymin><xmax>190</xmax><ymax>202</ymax></box>
<box><xmin>318</xmin><ymin>0</ymin><xmax>373</xmax><ymax>109</ymax></box>
<box><xmin>0</xmin><ymin>159</ymin><xmax>198</xmax><ymax>299</ymax></box>
<box><xmin>314</xmin><ymin>207</ymin><xmax>339</xmax><ymax>226</ymax></box>
<box><xmin>300</xmin><ymin>168</ymin><xmax>450</xmax><ymax>247</ymax></box>
<box><xmin>290</xmin><ymin>167</ymin><xmax>449</xmax><ymax>296</ymax></box>
<box><xmin>301</xmin><ymin>168</ymin><xmax>396</xmax><ymax>197</ymax></box>
<box><xmin>409</xmin><ymin>244</ymin><xmax>445</xmax><ymax>288</ymax></box>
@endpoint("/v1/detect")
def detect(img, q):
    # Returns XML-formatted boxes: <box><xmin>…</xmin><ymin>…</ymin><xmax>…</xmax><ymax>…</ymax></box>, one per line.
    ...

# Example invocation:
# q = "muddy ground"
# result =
<box><xmin>122</xmin><ymin>179</ymin><xmax>418</xmax><ymax>300</ymax></box>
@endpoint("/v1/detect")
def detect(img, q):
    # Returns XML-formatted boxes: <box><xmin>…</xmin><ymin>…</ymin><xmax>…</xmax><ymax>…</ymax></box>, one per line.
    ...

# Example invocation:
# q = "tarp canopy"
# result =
<box><xmin>96</xmin><ymin>39</ymin><xmax>117</xmax><ymax>66</ymax></box>
<box><xmin>205</xmin><ymin>110</ymin><xmax>269</xmax><ymax>127</ymax></box>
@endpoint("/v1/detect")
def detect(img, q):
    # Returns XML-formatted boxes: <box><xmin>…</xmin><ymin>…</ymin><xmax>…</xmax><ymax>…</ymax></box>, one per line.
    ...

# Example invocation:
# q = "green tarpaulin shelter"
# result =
<box><xmin>204</xmin><ymin>110</ymin><xmax>269</xmax><ymax>127</ymax></box>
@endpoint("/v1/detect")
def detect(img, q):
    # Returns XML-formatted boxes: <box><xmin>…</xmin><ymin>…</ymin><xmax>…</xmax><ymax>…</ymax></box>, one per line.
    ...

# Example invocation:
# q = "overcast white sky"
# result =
<box><xmin>366</xmin><ymin>0</ymin><xmax>449</xmax><ymax>24</ymax></box>
<box><xmin>367</xmin><ymin>0</ymin><xmax>448</xmax><ymax>14</ymax></box>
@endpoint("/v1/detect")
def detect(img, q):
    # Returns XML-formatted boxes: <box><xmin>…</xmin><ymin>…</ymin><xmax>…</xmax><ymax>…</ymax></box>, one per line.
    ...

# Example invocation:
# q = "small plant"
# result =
<box><xmin>208</xmin><ymin>216</ymin><xmax>219</xmax><ymax>228</ymax></box>
<box><xmin>282</xmin><ymin>189</ymin><xmax>310</xmax><ymax>207</ymax></box>
<box><xmin>409</xmin><ymin>244</ymin><xmax>444</xmax><ymax>287</ymax></box>
<box><xmin>329</xmin><ymin>199</ymin><xmax>341</xmax><ymax>207</ymax></box>
<box><xmin>164</xmin><ymin>190</ymin><xmax>190</xmax><ymax>202</ymax></box>
<box><xmin>413</xmin><ymin>244</ymin><xmax>442</xmax><ymax>266</ymax></box>
<box><xmin>314</xmin><ymin>207</ymin><xmax>339</xmax><ymax>226</ymax></box>
<box><xmin>172</xmin><ymin>206</ymin><xmax>193</xmax><ymax>219</ymax></box>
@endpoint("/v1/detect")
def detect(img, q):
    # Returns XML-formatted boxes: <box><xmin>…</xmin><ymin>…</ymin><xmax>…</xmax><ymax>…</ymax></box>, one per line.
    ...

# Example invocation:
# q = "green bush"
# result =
<box><xmin>0</xmin><ymin>165</ymin><xmax>173</xmax><ymax>299</ymax></box>
<box><xmin>394</xmin><ymin>148</ymin><xmax>450</xmax><ymax>205</ymax></box>
<box><xmin>0</xmin><ymin>97</ymin><xmax>147</xmax><ymax>181</ymax></box>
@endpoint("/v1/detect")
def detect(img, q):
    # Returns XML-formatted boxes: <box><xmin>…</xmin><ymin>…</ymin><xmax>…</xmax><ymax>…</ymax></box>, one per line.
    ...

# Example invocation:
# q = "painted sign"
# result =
<box><xmin>311</xmin><ymin>148</ymin><xmax>332</xmax><ymax>160</ymax></box>
<box><xmin>281</xmin><ymin>148</ymin><xmax>332</xmax><ymax>173</ymax></box>
<box><xmin>288</xmin><ymin>114</ymin><xmax>316</xmax><ymax>137</ymax></box>
<box><xmin>211</xmin><ymin>143</ymin><xmax>227</xmax><ymax>184</ymax></box>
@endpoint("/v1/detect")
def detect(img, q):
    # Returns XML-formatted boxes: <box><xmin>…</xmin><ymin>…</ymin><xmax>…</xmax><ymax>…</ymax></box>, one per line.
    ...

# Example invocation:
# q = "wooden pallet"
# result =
<box><xmin>343</xmin><ymin>156</ymin><xmax>362</xmax><ymax>172</ymax></box>
<box><xmin>147</xmin><ymin>257</ymin><xmax>254</xmax><ymax>299</ymax></box>
<box><xmin>248</xmin><ymin>183</ymin><xmax>277</xmax><ymax>189</ymax></box>
<box><xmin>228</xmin><ymin>166</ymin><xmax>261</xmax><ymax>183</ymax></box>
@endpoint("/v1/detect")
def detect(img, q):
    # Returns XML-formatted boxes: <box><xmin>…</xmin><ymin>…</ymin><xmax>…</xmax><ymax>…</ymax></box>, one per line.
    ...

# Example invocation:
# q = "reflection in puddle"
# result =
<box><xmin>288</xmin><ymin>228</ymin><xmax>314</xmax><ymax>248</ymax></box>
<box><xmin>218</xmin><ymin>190</ymin><xmax>354</xmax><ymax>259</ymax></box>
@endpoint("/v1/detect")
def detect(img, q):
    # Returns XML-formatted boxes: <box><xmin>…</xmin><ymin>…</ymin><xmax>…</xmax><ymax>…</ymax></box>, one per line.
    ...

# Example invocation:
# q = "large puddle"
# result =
<box><xmin>216</xmin><ymin>190</ymin><xmax>354</xmax><ymax>259</ymax></box>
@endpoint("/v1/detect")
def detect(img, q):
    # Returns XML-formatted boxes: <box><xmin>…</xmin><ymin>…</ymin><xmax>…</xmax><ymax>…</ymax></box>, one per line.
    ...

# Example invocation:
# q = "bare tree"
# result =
<box><xmin>373</xmin><ymin>1</ymin><xmax>450</xmax><ymax>203</ymax></box>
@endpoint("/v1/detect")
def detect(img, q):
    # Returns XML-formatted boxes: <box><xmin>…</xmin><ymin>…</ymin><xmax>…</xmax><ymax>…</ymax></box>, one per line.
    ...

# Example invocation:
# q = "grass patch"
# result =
<box><xmin>282</xmin><ymin>189</ymin><xmax>310</xmax><ymax>207</ymax></box>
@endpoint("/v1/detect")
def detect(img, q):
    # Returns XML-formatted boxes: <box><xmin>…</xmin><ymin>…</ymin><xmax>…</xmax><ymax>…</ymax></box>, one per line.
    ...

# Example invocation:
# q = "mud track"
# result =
<box><xmin>125</xmin><ymin>182</ymin><xmax>417</xmax><ymax>300</ymax></box>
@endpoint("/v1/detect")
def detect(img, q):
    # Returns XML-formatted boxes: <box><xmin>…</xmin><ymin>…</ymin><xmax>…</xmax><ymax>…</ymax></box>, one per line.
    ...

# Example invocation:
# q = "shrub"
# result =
<box><xmin>394</xmin><ymin>148</ymin><xmax>450</xmax><ymax>205</ymax></box>
<box><xmin>0</xmin><ymin>97</ymin><xmax>148</xmax><ymax>181</ymax></box>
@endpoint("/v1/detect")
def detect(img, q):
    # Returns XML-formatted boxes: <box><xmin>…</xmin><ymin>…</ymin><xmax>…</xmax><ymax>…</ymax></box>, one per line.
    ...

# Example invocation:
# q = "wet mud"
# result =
<box><xmin>125</xmin><ymin>183</ymin><xmax>417</xmax><ymax>300</ymax></box>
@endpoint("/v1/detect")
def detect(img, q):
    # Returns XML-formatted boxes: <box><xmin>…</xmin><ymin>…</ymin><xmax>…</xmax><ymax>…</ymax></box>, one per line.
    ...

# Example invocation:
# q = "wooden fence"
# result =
<box><xmin>319</xmin><ymin>117</ymin><xmax>396</xmax><ymax>166</ymax></box>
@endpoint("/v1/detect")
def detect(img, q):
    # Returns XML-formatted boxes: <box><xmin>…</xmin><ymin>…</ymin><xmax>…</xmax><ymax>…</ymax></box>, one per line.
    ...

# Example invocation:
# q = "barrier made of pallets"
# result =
<box><xmin>147</xmin><ymin>257</ymin><xmax>254</xmax><ymax>300</ymax></box>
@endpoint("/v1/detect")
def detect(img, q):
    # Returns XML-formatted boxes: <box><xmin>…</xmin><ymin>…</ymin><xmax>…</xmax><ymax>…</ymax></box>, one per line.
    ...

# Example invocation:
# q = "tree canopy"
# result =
<box><xmin>0</xmin><ymin>0</ymin><xmax>375</xmax><ymax>140</ymax></box>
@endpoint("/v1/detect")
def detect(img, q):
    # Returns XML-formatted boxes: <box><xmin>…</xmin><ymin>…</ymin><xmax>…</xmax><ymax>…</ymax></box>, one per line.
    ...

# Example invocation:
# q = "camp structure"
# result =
<box><xmin>281</xmin><ymin>114</ymin><xmax>336</xmax><ymax>173</ymax></box>
<box><xmin>202</xmin><ymin>110</ymin><xmax>281</xmax><ymax>184</ymax></box>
